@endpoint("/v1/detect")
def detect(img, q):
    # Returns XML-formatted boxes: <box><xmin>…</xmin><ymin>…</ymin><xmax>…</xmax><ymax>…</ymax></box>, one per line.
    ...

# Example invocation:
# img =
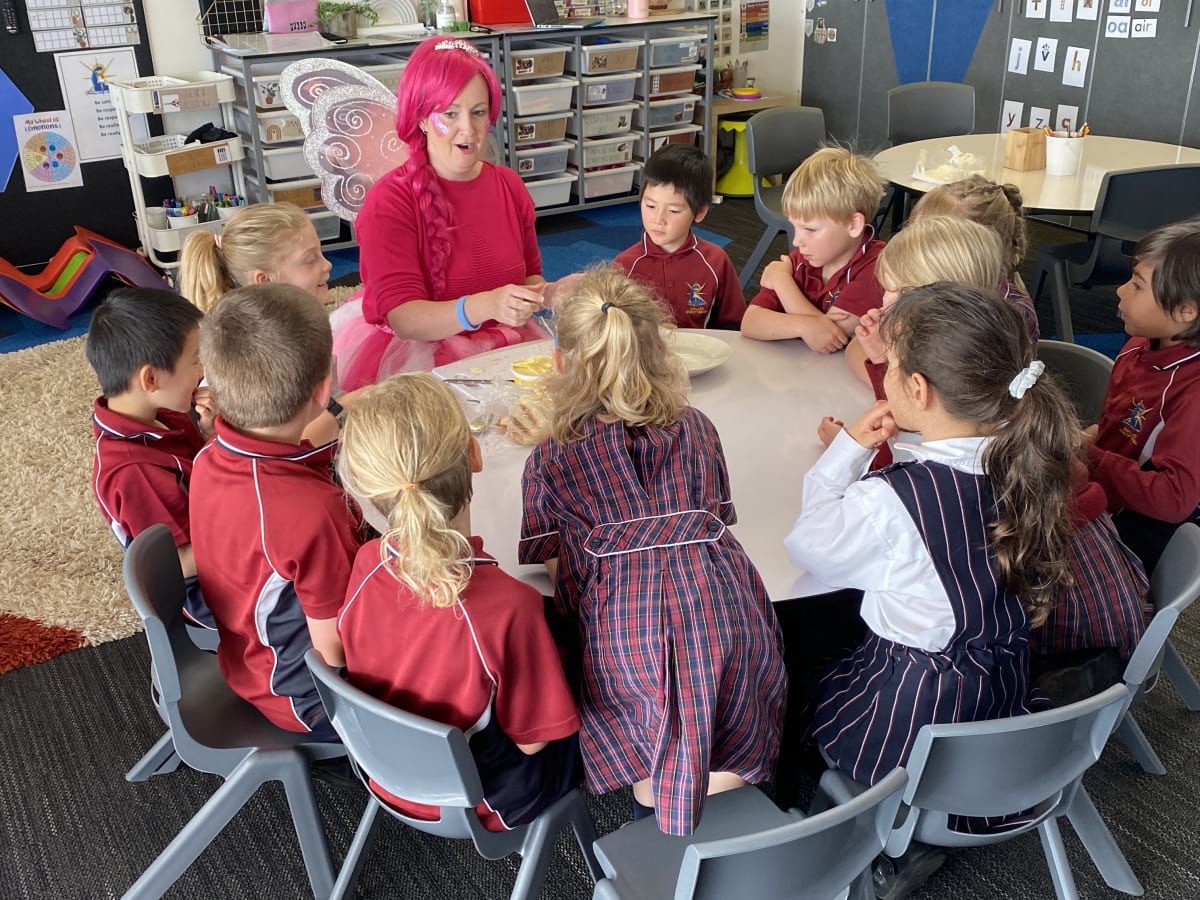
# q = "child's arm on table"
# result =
<box><xmin>843</xmin><ymin>308</ymin><xmax>885</xmax><ymax>386</ymax></box>
<box><xmin>741</xmin><ymin>259</ymin><xmax>851</xmax><ymax>350</ymax></box>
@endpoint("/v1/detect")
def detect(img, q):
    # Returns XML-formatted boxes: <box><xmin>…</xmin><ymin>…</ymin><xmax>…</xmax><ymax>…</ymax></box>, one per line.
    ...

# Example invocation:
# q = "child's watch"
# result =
<box><xmin>326</xmin><ymin>397</ymin><xmax>347</xmax><ymax>428</ymax></box>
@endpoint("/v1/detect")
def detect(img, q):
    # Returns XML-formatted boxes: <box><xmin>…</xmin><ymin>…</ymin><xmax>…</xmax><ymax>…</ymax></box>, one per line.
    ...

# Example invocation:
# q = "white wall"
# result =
<box><xmin>143</xmin><ymin>0</ymin><xmax>213</xmax><ymax>75</ymax></box>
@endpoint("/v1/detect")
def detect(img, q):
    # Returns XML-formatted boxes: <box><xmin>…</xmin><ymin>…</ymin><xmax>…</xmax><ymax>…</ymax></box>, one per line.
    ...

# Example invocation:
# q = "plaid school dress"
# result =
<box><xmin>519</xmin><ymin>408</ymin><xmax>787</xmax><ymax>836</ymax></box>
<box><xmin>811</xmin><ymin>460</ymin><xmax>1034</xmax><ymax>789</ymax></box>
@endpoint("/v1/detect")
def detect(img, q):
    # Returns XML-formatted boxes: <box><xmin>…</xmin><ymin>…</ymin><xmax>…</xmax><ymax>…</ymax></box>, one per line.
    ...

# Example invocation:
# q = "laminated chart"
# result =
<box><xmin>27</xmin><ymin>0</ymin><xmax>139</xmax><ymax>53</ymax></box>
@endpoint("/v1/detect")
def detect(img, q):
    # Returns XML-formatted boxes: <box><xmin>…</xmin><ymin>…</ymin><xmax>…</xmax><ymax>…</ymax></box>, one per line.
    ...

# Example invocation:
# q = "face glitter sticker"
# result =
<box><xmin>430</xmin><ymin>112</ymin><xmax>449</xmax><ymax>135</ymax></box>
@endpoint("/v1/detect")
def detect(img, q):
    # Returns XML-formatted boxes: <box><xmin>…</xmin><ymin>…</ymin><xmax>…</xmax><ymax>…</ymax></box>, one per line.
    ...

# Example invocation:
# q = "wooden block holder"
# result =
<box><xmin>1004</xmin><ymin>127</ymin><xmax>1046</xmax><ymax>171</ymax></box>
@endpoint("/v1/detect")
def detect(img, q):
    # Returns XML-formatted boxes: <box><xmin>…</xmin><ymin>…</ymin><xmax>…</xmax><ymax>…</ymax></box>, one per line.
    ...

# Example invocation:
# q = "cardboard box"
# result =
<box><xmin>1004</xmin><ymin>127</ymin><xmax>1045</xmax><ymax>171</ymax></box>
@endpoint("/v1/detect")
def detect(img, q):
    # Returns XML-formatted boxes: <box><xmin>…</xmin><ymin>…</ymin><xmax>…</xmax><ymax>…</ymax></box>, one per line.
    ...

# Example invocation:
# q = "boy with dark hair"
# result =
<box><xmin>86</xmin><ymin>287</ymin><xmax>215</xmax><ymax>631</ymax></box>
<box><xmin>1086</xmin><ymin>219</ymin><xmax>1200</xmax><ymax>574</ymax></box>
<box><xmin>191</xmin><ymin>283</ymin><xmax>363</xmax><ymax>739</ymax></box>
<box><xmin>613</xmin><ymin>143</ymin><xmax>746</xmax><ymax>329</ymax></box>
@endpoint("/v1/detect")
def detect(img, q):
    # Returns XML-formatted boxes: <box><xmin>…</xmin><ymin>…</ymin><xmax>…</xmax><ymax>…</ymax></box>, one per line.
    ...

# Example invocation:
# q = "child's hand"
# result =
<box><xmin>759</xmin><ymin>255</ymin><xmax>794</xmax><ymax>293</ymax></box>
<box><xmin>193</xmin><ymin>387</ymin><xmax>218</xmax><ymax>438</ymax></box>
<box><xmin>817</xmin><ymin>416</ymin><xmax>844</xmax><ymax>447</ymax></box>
<box><xmin>846</xmin><ymin>400</ymin><xmax>898</xmax><ymax>449</ymax></box>
<box><xmin>855</xmin><ymin>308</ymin><xmax>886</xmax><ymax>364</ymax></box>
<box><xmin>826</xmin><ymin>307</ymin><xmax>859</xmax><ymax>337</ymax></box>
<box><xmin>798</xmin><ymin>314</ymin><xmax>851</xmax><ymax>353</ymax></box>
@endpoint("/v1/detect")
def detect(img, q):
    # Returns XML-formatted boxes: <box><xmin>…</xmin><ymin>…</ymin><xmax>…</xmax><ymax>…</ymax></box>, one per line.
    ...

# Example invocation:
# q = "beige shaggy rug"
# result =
<box><xmin>0</xmin><ymin>285</ymin><xmax>359</xmax><ymax>665</ymax></box>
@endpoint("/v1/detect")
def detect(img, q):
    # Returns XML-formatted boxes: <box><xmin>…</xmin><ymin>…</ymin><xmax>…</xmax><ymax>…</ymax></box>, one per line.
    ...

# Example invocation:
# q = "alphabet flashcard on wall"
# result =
<box><xmin>1108</xmin><ymin>0</ymin><xmax>1130</xmax><ymax>11</ymax></box>
<box><xmin>1063</xmin><ymin>46</ymin><xmax>1090</xmax><ymax>86</ymax></box>
<box><xmin>1001</xmin><ymin>99</ymin><xmax>1024</xmax><ymax>133</ymax></box>
<box><xmin>1035</xmin><ymin>37</ymin><xmax>1058</xmax><ymax>72</ymax></box>
<box><xmin>1131</xmin><ymin>17</ymin><xmax>1158</xmax><ymax>36</ymax></box>
<box><xmin>1056</xmin><ymin>104</ymin><xmax>1081</xmax><ymax>132</ymax></box>
<box><xmin>1135</xmin><ymin>0</ymin><xmax>1161</xmax><ymax>10</ymax></box>
<box><xmin>1077</xmin><ymin>0</ymin><xmax>1099</xmax><ymax>20</ymax></box>
<box><xmin>1050</xmin><ymin>0</ymin><xmax>1073</xmax><ymax>22</ymax></box>
<box><xmin>1028</xmin><ymin>105</ymin><xmax>1051</xmax><ymax>129</ymax></box>
<box><xmin>1106</xmin><ymin>15</ymin><xmax>1131</xmax><ymax>36</ymax></box>
<box><xmin>1026</xmin><ymin>0</ymin><xmax>1048</xmax><ymax>18</ymax></box>
<box><xmin>1009</xmin><ymin>38</ymin><xmax>1032</xmax><ymax>74</ymax></box>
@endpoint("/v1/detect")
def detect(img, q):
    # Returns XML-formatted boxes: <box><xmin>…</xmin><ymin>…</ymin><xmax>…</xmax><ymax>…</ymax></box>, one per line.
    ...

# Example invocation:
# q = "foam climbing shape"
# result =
<box><xmin>0</xmin><ymin>227</ymin><xmax>167</xmax><ymax>328</ymax></box>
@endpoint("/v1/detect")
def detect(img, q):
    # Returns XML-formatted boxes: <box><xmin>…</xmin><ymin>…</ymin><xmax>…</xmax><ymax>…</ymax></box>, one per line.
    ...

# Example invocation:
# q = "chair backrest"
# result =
<box><xmin>746</xmin><ymin>105</ymin><xmax>826</xmax><ymax>185</ymax></box>
<box><xmin>1124</xmin><ymin>523</ymin><xmax>1200</xmax><ymax>693</ymax></box>
<box><xmin>891</xmin><ymin>683</ymin><xmax>1128</xmax><ymax>852</ymax></box>
<box><xmin>1036</xmin><ymin>339</ymin><xmax>1114</xmax><ymax>425</ymax></box>
<box><xmin>1090</xmin><ymin>164</ymin><xmax>1200</xmax><ymax>243</ymax></box>
<box><xmin>305</xmin><ymin>650</ymin><xmax>488</xmax><ymax>841</ymax></box>
<box><xmin>675</xmin><ymin>768</ymin><xmax>907</xmax><ymax>900</ymax></box>
<box><xmin>886</xmin><ymin>82</ymin><xmax>975</xmax><ymax>145</ymax></box>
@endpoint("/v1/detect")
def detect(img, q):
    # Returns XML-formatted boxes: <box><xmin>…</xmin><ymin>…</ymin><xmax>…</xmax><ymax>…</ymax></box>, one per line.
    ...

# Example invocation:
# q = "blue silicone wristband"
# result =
<box><xmin>456</xmin><ymin>294</ymin><xmax>480</xmax><ymax>331</ymax></box>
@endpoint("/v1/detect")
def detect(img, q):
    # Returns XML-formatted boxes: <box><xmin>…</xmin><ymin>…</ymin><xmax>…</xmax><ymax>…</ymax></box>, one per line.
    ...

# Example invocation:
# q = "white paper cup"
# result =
<box><xmin>167</xmin><ymin>213</ymin><xmax>199</xmax><ymax>229</ymax></box>
<box><xmin>1045</xmin><ymin>133</ymin><xmax>1084</xmax><ymax>177</ymax></box>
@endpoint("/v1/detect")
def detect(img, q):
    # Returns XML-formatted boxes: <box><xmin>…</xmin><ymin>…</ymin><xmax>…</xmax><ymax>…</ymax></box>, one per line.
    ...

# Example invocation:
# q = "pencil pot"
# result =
<box><xmin>1003</xmin><ymin>127</ymin><xmax>1045</xmax><ymax>171</ymax></box>
<box><xmin>1045</xmin><ymin>133</ymin><xmax>1084</xmax><ymax>177</ymax></box>
<box><xmin>167</xmin><ymin>213</ymin><xmax>199</xmax><ymax>229</ymax></box>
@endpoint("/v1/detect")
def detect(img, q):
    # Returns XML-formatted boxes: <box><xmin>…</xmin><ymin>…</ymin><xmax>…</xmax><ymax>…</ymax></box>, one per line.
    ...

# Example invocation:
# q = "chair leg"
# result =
<box><xmin>1162</xmin><ymin>640</ymin><xmax>1200</xmax><ymax>711</ymax></box>
<box><xmin>737</xmin><ymin>225</ymin><xmax>783</xmax><ymax>290</ymax></box>
<box><xmin>566</xmin><ymin>791</ymin><xmax>604</xmax><ymax>883</ymax></box>
<box><xmin>1051</xmin><ymin>260</ymin><xmax>1075</xmax><ymax>344</ymax></box>
<box><xmin>330</xmin><ymin>799</ymin><xmax>385</xmax><ymax>900</ymax></box>
<box><xmin>1065</xmin><ymin>787</ymin><xmax>1144</xmax><ymax>896</ymax></box>
<box><xmin>278</xmin><ymin>754</ymin><xmax>336</xmax><ymax>899</ymax></box>
<box><xmin>1037</xmin><ymin>818</ymin><xmax>1081</xmax><ymax>900</ymax></box>
<box><xmin>510</xmin><ymin>790</ymin><xmax>594</xmax><ymax>900</ymax></box>
<box><xmin>1115</xmin><ymin>711</ymin><xmax>1167</xmax><ymax>775</ymax></box>
<box><xmin>125</xmin><ymin>731</ymin><xmax>181</xmax><ymax>783</ymax></box>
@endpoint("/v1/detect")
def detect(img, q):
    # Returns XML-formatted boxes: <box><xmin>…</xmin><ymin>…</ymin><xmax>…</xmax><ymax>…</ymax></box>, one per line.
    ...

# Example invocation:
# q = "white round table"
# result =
<box><xmin>432</xmin><ymin>332</ymin><xmax>875</xmax><ymax>602</ymax></box>
<box><xmin>874</xmin><ymin>133</ymin><xmax>1200</xmax><ymax>215</ymax></box>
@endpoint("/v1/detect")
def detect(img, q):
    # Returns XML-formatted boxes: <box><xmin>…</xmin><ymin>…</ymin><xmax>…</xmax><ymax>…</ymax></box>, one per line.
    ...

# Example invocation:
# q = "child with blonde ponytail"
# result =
<box><xmin>337</xmin><ymin>373</ymin><xmax>582</xmax><ymax>832</ymax></box>
<box><xmin>519</xmin><ymin>267</ymin><xmax>786</xmax><ymax>836</ymax></box>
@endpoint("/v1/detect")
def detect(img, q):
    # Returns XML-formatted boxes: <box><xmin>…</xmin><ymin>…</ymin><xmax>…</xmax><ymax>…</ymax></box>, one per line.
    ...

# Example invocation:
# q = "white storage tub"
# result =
<box><xmin>260</xmin><ymin>146</ymin><xmax>314</xmax><ymax>181</ymax></box>
<box><xmin>567</xmin><ymin>135</ymin><xmax>635</xmax><ymax>170</ymax></box>
<box><xmin>509</xmin><ymin>112</ymin><xmax>571</xmax><ymax>145</ymax></box>
<box><xmin>234</xmin><ymin>107</ymin><xmax>304</xmax><ymax>145</ymax></box>
<box><xmin>633</xmin><ymin>96</ymin><xmax>697</xmax><ymax>130</ymax></box>
<box><xmin>510</xmin><ymin>77</ymin><xmax>576</xmax><ymax>116</ymax></box>
<box><xmin>509</xmin><ymin>43</ymin><xmax>569</xmax><ymax>80</ymax></box>
<box><xmin>143</xmin><ymin>210</ymin><xmax>223</xmax><ymax>254</ymax></box>
<box><xmin>644</xmin><ymin>34</ymin><xmax>703</xmax><ymax>68</ymax></box>
<box><xmin>243</xmin><ymin>176</ymin><xmax>324</xmax><ymax>209</ymax></box>
<box><xmin>524</xmin><ymin>172</ymin><xmax>575</xmax><ymax>209</ymax></box>
<box><xmin>132</xmin><ymin>134</ymin><xmax>244</xmax><ymax>178</ymax></box>
<box><xmin>576</xmin><ymin>71</ymin><xmax>640</xmax><ymax>107</ymax></box>
<box><xmin>310</xmin><ymin>211</ymin><xmax>343</xmax><ymax>241</ymax></box>
<box><xmin>228</xmin><ymin>60</ymin><xmax>403</xmax><ymax>110</ymax></box>
<box><xmin>634</xmin><ymin>124</ymin><xmax>701</xmax><ymax>160</ymax></box>
<box><xmin>514</xmin><ymin>141</ymin><xmax>572</xmax><ymax>176</ymax></box>
<box><xmin>568</xmin><ymin>162</ymin><xmax>641</xmax><ymax>199</ymax></box>
<box><xmin>566</xmin><ymin>39</ymin><xmax>642</xmax><ymax>74</ymax></box>
<box><xmin>638</xmin><ymin>65</ymin><xmax>701</xmax><ymax>99</ymax></box>
<box><xmin>567</xmin><ymin>102</ymin><xmax>638</xmax><ymax>138</ymax></box>
<box><xmin>108</xmin><ymin>72</ymin><xmax>235</xmax><ymax>114</ymax></box>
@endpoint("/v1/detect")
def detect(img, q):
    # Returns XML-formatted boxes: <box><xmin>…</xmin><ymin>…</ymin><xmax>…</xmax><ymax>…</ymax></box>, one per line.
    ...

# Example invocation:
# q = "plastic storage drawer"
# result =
<box><xmin>234</xmin><ymin>107</ymin><xmax>304</xmax><ymax>145</ymax></box>
<box><xmin>576</xmin><ymin>72</ymin><xmax>640</xmax><ymax>107</ymax></box>
<box><xmin>633</xmin><ymin>96</ymin><xmax>697</xmax><ymax>129</ymax></box>
<box><xmin>244</xmin><ymin>176</ymin><xmax>324</xmax><ymax>209</ymax></box>
<box><xmin>509</xmin><ymin>44</ymin><xmax>569</xmax><ymax>80</ymax></box>
<box><xmin>566</xmin><ymin>40</ymin><xmax>642</xmax><ymax>74</ymax></box>
<box><xmin>567</xmin><ymin>103</ymin><xmax>638</xmax><ymax>138</ymax></box>
<box><xmin>510</xmin><ymin>112</ymin><xmax>571</xmax><ymax>145</ymax></box>
<box><xmin>568</xmin><ymin>163</ymin><xmax>641</xmax><ymax>199</ymax></box>
<box><xmin>510</xmin><ymin>77</ymin><xmax>576</xmax><ymax>115</ymax></box>
<box><xmin>310</xmin><ymin>211</ymin><xmax>343</xmax><ymax>241</ymax></box>
<box><xmin>638</xmin><ymin>65</ymin><xmax>700</xmax><ymax>99</ymax></box>
<box><xmin>567</xmin><ymin>135</ymin><xmax>635</xmax><ymax>170</ymax></box>
<box><xmin>514</xmin><ymin>141</ymin><xmax>572</xmax><ymax>176</ymax></box>
<box><xmin>260</xmin><ymin>147</ymin><xmax>313</xmax><ymax>181</ymax></box>
<box><xmin>645</xmin><ymin>34</ymin><xmax>702</xmax><ymax>68</ymax></box>
<box><xmin>524</xmin><ymin>172</ymin><xmax>575</xmax><ymax>208</ymax></box>
<box><xmin>634</xmin><ymin>124</ymin><xmax>701</xmax><ymax>160</ymax></box>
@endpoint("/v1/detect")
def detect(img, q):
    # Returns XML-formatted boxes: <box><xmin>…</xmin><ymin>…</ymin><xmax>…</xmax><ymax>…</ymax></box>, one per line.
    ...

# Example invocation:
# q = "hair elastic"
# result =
<box><xmin>600</xmin><ymin>302</ymin><xmax>613</xmax><ymax>316</ymax></box>
<box><xmin>1008</xmin><ymin>360</ymin><xmax>1045</xmax><ymax>400</ymax></box>
<box><xmin>213</xmin><ymin>233</ymin><xmax>223</xmax><ymax>250</ymax></box>
<box><xmin>434</xmin><ymin>39</ymin><xmax>480</xmax><ymax>55</ymax></box>
<box><xmin>399</xmin><ymin>481</ymin><xmax>420</xmax><ymax>493</ymax></box>
<box><xmin>456</xmin><ymin>294</ymin><xmax>480</xmax><ymax>331</ymax></box>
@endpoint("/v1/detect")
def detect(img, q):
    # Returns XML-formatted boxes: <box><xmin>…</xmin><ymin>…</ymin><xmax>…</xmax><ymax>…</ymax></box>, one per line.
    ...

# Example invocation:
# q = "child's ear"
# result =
<box><xmin>136</xmin><ymin>364</ymin><xmax>160</xmax><ymax>394</ymax></box>
<box><xmin>1178</xmin><ymin>301</ymin><xmax>1199</xmax><ymax>324</ymax></box>
<box><xmin>313</xmin><ymin>374</ymin><xmax>333</xmax><ymax>410</ymax></box>
<box><xmin>693</xmin><ymin>204</ymin><xmax>710</xmax><ymax>224</ymax></box>
<box><xmin>551</xmin><ymin>347</ymin><xmax>566</xmax><ymax>374</ymax></box>
<box><xmin>847</xmin><ymin>212</ymin><xmax>867</xmax><ymax>238</ymax></box>
<box><xmin>909</xmin><ymin>371</ymin><xmax>932</xmax><ymax>410</ymax></box>
<box><xmin>468</xmin><ymin>435</ymin><xmax>483</xmax><ymax>474</ymax></box>
<box><xmin>249</xmin><ymin>269</ymin><xmax>273</xmax><ymax>285</ymax></box>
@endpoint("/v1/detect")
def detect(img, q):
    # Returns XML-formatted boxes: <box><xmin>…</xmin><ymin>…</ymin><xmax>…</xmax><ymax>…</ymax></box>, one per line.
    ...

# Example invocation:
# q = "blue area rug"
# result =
<box><xmin>0</xmin><ymin>303</ymin><xmax>92</xmax><ymax>355</ymax></box>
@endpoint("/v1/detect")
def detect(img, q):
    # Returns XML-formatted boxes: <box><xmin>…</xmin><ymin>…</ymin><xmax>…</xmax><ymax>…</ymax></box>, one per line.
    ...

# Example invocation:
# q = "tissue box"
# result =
<box><xmin>1004</xmin><ymin>127</ymin><xmax>1045</xmax><ymax>171</ymax></box>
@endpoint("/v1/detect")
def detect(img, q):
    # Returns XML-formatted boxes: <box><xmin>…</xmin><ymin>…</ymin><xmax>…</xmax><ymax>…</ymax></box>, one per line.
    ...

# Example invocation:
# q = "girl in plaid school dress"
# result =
<box><xmin>786</xmin><ymin>283</ymin><xmax>1079</xmax><ymax>790</ymax></box>
<box><xmin>518</xmin><ymin>268</ymin><xmax>786</xmax><ymax>836</ymax></box>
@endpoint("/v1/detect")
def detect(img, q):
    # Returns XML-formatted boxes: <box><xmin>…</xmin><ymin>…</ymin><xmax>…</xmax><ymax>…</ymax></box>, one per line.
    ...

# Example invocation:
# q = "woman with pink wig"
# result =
<box><xmin>333</xmin><ymin>37</ymin><xmax>547</xmax><ymax>390</ymax></box>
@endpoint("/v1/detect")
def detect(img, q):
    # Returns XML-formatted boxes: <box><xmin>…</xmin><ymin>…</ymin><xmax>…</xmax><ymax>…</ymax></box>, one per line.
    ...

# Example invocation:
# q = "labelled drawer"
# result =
<box><xmin>633</xmin><ymin>96</ymin><xmax>697</xmax><ymax>129</ymax></box>
<box><xmin>311</xmin><ymin>211</ymin><xmax>343</xmax><ymax>241</ymax></box>
<box><xmin>132</xmin><ymin>134</ymin><xmax>243</xmax><ymax>177</ymax></box>
<box><xmin>509</xmin><ymin>112</ymin><xmax>571</xmax><ymax>145</ymax></box>
<box><xmin>244</xmin><ymin>176</ymin><xmax>324</xmax><ymax>209</ymax></box>
<box><xmin>514</xmin><ymin>141</ymin><xmax>572</xmax><ymax>176</ymax></box>
<box><xmin>566</xmin><ymin>39</ymin><xmax>643</xmax><ymax>74</ymax></box>
<box><xmin>645</xmin><ymin>34</ymin><xmax>703</xmax><ymax>68</ymax></box>
<box><xmin>109</xmin><ymin>72</ymin><xmax>235</xmax><ymax>113</ymax></box>
<box><xmin>260</xmin><ymin>146</ymin><xmax>314</xmax><ymax>181</ymax></box>
<box><xmin>524</xmin><ymin>172</ymin><xmax>575</xmax><ymax>208</ymax></box>
<box><xmin>638</xmin><ymin>65</ymin><xmax>700</xmax><ymax>99</ymax></box>
<box><xmin>510</xmin><ymin>77</ymin><xmax>576</xmax><ymax>116</ymax></box>
<box><xmin>634</xmin><ymin>124</ymin><xmax>702</xmax><ymax>160</ymax></box>
<box><xmin>568</xmin><ymin>162</ymin><xmax>641</xmax><ymax>199</ymax></box>
<box><xmin>567</xmin><ymin>102</ymin><xmax>638</xmax><ymax>138</ymax></box>
<box><xmin>567</xmin><ymin>134</ymin><xmax>635</xmax><ymax>170</ymax></box>
<box><xmin>576</xmin><ymin>71</ymin><xmax>640</xmax><ymax>107</ymax></box>
<box><xmin>509</xmin><ymin>43</ymin><xmax>569</xmax><ymax>80</ymax></box>
<box><xmin>234</xmin><ymin>107</ymin><xmax>304</xmax><ymax>145</ymax></box>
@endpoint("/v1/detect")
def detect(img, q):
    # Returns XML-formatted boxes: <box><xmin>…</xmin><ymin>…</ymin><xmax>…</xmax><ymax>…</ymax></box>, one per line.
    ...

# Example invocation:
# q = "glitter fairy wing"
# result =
<box><xmin>280</xmin><ymin>59</ymin><xmax>408</xmax><ymax>223</ymax></box>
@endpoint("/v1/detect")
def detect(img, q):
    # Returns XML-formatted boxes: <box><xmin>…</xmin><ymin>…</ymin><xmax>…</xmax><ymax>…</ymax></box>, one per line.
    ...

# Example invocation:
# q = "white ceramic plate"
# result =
<box><xmin>666</xmin><ymin>331</ymin><xmax>732</xmax><ymax>377</ymax></box>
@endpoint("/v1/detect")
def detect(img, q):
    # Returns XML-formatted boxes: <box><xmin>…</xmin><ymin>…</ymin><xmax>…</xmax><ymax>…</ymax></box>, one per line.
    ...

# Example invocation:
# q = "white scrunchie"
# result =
<box><xmin>213</xmin><ymin>232</ymin><xmax>222</xmax><ymax>251</ymax></box>
<box><xmin>1008</xmin><ymin>359</ymin><xmax>1045</xmax><ymax>400</ymax></box>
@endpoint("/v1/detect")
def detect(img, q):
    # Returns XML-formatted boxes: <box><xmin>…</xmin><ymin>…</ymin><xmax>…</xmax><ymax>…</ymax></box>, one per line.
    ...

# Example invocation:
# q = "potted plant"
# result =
<box><xmin>317</xmin><ymin>1</ymin><xmax>379</xmax><ymax>37</ymax></box>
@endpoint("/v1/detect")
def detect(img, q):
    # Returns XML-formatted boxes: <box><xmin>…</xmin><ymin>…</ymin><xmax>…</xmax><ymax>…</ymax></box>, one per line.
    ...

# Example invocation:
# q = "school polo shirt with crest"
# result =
<box><xmin>749</xmin><ymin>230</ymin><xmax>885</xmax><ymax>319</ymax></box>
<box><xmin>1089</xmin><ymin>337</ymin><xmax>1200</xmax><ymax>525</ymax></box>
<box><xmin>613</xmin><ymin>232</ymin><xmax>746</xmax><ymax>328</ymax></box>
<box><xmin>190</xmin><ymin>418</ymin><xmax>362</xmax><ymax>734</ymax></box>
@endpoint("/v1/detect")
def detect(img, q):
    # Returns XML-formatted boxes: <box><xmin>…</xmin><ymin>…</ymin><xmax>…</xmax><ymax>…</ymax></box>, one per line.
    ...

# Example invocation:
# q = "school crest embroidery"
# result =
<box><xmin>686</xmin><ymin>282</ymin><xmax>708</xmax><ymax>317</ymax></box>
<box><xmin>1120</xmin><ymin>399</ymin><xmax>1151</xmax><ymax>444</ymax></box>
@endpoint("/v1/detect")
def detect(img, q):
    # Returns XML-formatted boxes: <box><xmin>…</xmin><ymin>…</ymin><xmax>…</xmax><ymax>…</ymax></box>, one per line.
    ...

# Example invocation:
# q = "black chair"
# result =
<box><xmin>1030</xmin><ymin>164</ymin><xmax>1200</xmax><ymax>343</ymax></box>
<box><xmin>737</xmin><ymin>105</ymin><xmax>827</xmax><ymax>289</ymax></box>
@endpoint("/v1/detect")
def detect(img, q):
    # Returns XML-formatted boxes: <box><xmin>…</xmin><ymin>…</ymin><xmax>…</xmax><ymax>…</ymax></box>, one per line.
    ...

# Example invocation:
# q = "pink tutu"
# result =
<box><xmin>331</xmin><ymin>292</ymin><xmax>545</xmax><ymax>392</ymax></box>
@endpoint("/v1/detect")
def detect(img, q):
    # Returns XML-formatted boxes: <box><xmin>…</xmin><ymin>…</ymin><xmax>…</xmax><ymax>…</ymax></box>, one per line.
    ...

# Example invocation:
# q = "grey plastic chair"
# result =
<box><xmin>122</xmin><ymin>524</ymin><xmax>344</xmax><ymax>900</ymax></box>
<box><xmin>305</xmin><ymin>650</ymin><xmax>604</xmax><ymax>900</ymax></box>
<box><xmin>1036</xmin><ymin>339</ymin><xmax>1114</xmax><ymax>425</ymax></box>
<box><xmin>1116</xmin><ymin>523</ymin><xmax>1200</xmax><ymax>775</ymax></box>
<box><xmin>737</xmin><ymin>105</ymin><xmax>827</xmax><ymax>289</ymax></box>
<box><xmin>817</xmin><ymin>684</ymin><xmax>1141</xmax><ymax>900</ymax></box>
<box><xmin>591</xmin><ymin>768</ymin><xmax>906</xmax><ymax>900</ymax></box>
<box><xmin>1031</xmin><ymin>164</ymin><xmax>1200</xmax><ymax>343</ymax></box>
<box><xmin>876</xmin><ymin>81</ymin><xmax>976</xmax><ymax>231</ymax></box>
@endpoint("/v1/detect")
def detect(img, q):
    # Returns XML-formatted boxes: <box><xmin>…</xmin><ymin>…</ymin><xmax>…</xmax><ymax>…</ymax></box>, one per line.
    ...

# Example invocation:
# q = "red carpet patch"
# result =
<box><xmin>0</xmin><ymin>613</ymin><xmax>87</xmax><ymax>675</ymax></box>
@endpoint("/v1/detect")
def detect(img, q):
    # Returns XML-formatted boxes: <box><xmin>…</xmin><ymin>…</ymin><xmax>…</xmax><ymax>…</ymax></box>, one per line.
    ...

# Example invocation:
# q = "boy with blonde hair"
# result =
<box><xmin>741</xmin><ymin>147</ymin><xmax>886</xmax><ymax>352</ymax></box>
<box><xmin>190</xmin><ymin>284</ymin><xmax>363</xmax><ymax>739</ymax></box>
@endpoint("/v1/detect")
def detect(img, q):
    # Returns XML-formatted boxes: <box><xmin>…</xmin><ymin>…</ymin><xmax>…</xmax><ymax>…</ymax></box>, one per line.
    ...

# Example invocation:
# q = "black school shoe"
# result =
<box><xmin>872</xmin><ymin>844</ymin><xmax>948</xmax><ymax>900</ymax></box>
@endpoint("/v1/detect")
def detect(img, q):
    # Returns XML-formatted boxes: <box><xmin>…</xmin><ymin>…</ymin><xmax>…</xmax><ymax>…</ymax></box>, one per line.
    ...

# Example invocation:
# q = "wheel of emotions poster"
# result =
<box><xmin>22</xmin><ymin>131</ymin><xmax>78</xmax><ymax>183</ymax></box>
